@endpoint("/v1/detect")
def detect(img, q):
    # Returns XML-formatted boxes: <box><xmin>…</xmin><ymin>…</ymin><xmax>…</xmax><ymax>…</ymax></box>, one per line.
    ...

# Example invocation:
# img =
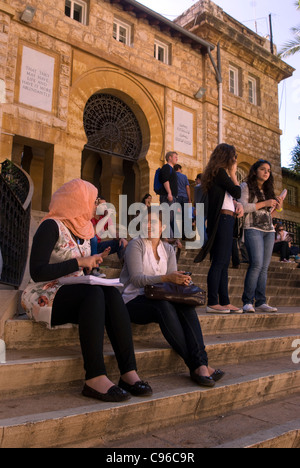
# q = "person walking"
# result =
<box><xmin>159</xmin><ymin>151</ymin><xmax>179</xmax><ymax>238</ymax></box>
<box><xmin>174</xmin><ymin>164</ymin><xmax>191</xmax><ymax>239</ymax></box>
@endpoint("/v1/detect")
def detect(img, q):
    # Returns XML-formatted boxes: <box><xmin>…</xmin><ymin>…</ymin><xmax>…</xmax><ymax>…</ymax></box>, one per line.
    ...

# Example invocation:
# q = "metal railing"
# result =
<box><xmin>0</xmin><ymin>160</ymin><xmax>33</xmax><ymax>288</ymax></box>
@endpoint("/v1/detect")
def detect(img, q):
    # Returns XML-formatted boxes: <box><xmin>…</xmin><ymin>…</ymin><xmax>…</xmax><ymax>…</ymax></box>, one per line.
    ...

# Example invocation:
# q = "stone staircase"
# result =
<box><xmin>0</xmin><ymin>247</ymin><xmax>300</xmax><ymax>448</ymax></box>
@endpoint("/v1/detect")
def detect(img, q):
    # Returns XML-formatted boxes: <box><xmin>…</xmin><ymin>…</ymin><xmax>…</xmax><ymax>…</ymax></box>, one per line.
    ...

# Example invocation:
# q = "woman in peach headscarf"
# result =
<box><xmin>22</xmin><ymin>179</ymin><xmax>152</xmax><ymax>402</ymax></box>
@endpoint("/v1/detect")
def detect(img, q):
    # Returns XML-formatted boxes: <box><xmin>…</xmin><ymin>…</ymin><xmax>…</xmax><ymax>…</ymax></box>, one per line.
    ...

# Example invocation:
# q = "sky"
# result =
<box><xmin>138</xmin><ymin>0</ymin><xmax>300</xmax><ymax>168</ymax></box>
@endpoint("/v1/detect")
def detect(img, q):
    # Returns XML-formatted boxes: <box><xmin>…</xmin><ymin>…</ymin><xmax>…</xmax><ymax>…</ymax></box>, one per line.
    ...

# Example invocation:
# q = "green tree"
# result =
<box><xmin>290</xmin><ymin>136</ymin><xmax>300</xmax><ymax>173</ymax></box>
<box><xmin>279</xmin><ymin>1</ymin><xmax>300</xmax><ymax>58</ymax></box>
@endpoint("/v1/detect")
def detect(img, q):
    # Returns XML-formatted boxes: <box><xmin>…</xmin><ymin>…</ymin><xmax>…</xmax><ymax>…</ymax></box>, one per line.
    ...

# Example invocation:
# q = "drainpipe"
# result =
<box><xmin>208</xmin><ymin>43</ymin><xmax>223</xmax><ymax>144</ymax></box>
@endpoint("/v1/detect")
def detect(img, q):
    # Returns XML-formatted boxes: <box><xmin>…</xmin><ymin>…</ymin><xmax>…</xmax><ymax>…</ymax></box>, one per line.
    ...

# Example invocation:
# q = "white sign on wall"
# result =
<box><xmin>19</xmin><ymin>46</ymin><xmax>55</xmax><ymax>112</ymax></box>
<box><xmin>174</xmin><ymin>106</ymin><xmax>194</xmax><ymax>156</ymax></box>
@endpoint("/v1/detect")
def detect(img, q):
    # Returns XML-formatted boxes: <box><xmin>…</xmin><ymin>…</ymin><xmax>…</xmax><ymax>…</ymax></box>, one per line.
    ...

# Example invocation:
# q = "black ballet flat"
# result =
<box><xmin>118</xmin><ymin>379</ymin><xmax>153</xmax><ymax>397</ymax></box>
<box><xmin>211</xmin><ymin>369</ymin><xmax>225</xmax><ymax>382</ymax></box>
<box><xmin>82</xmin><ymin>384</ymin><xmax>131</xmax><ymax>402</ymax></box>
<box><xmin>190</xmin><ymin>371</ymin><xmax>216</xmax><ymax>388</ymax></box>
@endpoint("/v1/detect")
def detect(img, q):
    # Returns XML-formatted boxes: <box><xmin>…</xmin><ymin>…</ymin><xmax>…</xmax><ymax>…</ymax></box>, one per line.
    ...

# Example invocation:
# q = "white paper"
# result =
<box><xmin>59</xmin><ymin>276</ymin><xmax>124</xmax><ymax>288</ymax></box>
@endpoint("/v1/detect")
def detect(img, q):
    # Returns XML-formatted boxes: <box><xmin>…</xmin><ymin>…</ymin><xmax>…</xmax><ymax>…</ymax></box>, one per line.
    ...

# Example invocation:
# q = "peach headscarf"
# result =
<box><xmin>42</xmin><ymin>179</ymin><xmax>98</xmax><ymax>240</ymax></box>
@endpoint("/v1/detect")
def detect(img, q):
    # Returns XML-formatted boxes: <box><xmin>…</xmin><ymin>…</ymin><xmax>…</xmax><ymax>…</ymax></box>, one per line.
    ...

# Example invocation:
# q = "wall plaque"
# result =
<box><xmin>173</xmin><ymin>106</ymin><xmax>194</xmax><ymax>156</ymax></box>
<box><xmin>19</xmin><ymin>46</ymin><xmax>55</xmax><ymax>112</ymax></box>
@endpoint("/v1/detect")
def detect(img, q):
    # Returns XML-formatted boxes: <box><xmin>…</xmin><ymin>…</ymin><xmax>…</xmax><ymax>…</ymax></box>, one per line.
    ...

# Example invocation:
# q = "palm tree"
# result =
<box><xmin>279</xmin><ymin>1</ymin><xmax>300</xmax><ymax>58</ymax></box>
<box><xmin>290</xmin><ymin>136</ymin><xmax>300</xmax><ymax>174</ymax></box>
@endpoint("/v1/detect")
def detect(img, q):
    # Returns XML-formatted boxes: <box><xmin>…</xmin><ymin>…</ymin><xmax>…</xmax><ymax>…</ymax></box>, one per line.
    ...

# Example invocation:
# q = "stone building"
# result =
<box><xmin>280</xmin><ymin>168</ymin><xmax>300</xmax><ymax>244</ymax></box>
<box><xmin>0</xmin><ymin>0</ymin><xmax>294</xmax><ymax>213</ymax></box>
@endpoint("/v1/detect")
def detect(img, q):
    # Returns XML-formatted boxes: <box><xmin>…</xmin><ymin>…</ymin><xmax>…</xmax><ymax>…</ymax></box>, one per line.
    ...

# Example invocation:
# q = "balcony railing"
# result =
<box><xmin>0</xmin><ymin>160</ymin><xmax>33</xmax><ymax>288</ymax></box>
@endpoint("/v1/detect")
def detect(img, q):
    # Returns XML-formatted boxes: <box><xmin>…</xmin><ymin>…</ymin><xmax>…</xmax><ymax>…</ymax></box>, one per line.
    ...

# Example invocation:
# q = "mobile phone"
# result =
<box><xmin>183</xmin><ymin>272</ymin><xmax>192</xmax><ymax>276</ymax></box>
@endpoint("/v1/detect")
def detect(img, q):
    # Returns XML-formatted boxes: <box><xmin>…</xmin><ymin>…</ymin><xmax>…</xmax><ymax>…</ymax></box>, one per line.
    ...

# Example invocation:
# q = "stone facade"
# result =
<box><xmin>282</xmin><ymin>169</ymin><xmax>300</xmax><ymax>227</ymax></box>
<box><xmin>0</xmin><ymin>0</ymin><xmax>294</xmax><ymax>212</ymax></box>
<box><xmin>175</xmin><ymin>0</ymin><xmax>294</xmax><ymax>193</ymax></box>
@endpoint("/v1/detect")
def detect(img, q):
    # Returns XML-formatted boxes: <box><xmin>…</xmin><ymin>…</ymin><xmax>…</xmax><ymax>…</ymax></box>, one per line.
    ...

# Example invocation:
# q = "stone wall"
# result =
<box><xmin>0</xmin><ymin>0</ymin><xmax>294</xmax><ymax>209</ymax></box>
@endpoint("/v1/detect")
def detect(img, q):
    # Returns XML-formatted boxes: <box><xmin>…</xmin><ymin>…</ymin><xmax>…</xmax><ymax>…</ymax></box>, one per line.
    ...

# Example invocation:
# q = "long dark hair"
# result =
<box><xmin>201</xmin><ymin>144</ymin><xmax>237</xmax><ymax>193</ymax></box>
<box><xmin>246</xmin><ymin>160</ymin><xmax>276</xmax><ymax>203</ymax></box>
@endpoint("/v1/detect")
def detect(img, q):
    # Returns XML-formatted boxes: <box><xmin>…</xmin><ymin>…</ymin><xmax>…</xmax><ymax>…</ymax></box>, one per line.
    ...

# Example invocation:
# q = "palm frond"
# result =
<box><xmin>279</xmin><ymin>37</ymin><xmax>300</xmax><ymax>58</ymax></box>
<box><xmin>290</xmin><ymin>25</ymin><xmax>300</xmax><ymax>35</ymax></box>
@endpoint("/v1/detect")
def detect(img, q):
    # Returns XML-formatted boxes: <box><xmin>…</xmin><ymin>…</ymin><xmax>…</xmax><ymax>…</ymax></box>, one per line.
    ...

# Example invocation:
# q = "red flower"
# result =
<box><xmin>38</xmin><ymin>296</ymin><xmax>49</xmax><ymax>307</ymax></box>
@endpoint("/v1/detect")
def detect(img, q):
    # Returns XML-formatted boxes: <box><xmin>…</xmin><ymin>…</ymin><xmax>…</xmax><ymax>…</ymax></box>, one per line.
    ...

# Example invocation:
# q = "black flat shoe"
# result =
<box><xmin>118</xmin><ymin>379</ymin><xmax>153</xmax><ymax>397</ymax></box>
<box><xmin>82</xmin><ymin>384</ymin><xmax>131</xmax><ymax>402</ymax></box>
<box><xmin>190</xmin><ymin>371</ymin><xmax>215</xmax><ymax>388</ymax></box>
<box><xmin>211</xmin><ymin>369</ymin><xmax>225</xmax><ymax>382</ymax></box>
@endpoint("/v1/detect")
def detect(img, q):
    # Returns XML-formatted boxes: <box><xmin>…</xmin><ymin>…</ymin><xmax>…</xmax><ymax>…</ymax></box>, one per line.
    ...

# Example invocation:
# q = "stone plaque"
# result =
<box><xmin>174</xmin><ymin>106</ymin><xmax>194</xmax><ymax>156</ymax></box>
<box><xmin>19</xmin><ymin>46</ymin><xmax>55</xmax><ymax>112</ymax></box>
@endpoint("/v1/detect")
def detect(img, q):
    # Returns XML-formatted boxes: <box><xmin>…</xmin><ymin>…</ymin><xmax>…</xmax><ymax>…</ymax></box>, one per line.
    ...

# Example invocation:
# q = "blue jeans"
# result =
<box><xmin>242</xmin><ymin>229</ymin><xmax>275</xmax><ymax>307</ymax></box>
<box><xmin>90</xmin><ymin>237</ymin><xmax>126</xmax><ymax>260</ymax></box>
<box><xmin>207</xmin><ymin>214</ymin><xmax>235</xmax><ymax>306</ymax></box>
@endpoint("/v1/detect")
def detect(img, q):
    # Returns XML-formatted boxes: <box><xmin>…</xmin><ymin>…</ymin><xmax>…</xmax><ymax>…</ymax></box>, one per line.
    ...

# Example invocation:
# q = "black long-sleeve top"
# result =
<box><xmin>159</xmin><ymin>164</ymin><xmax>178</xmax><ymax>197</ymax></box>
<box><xmin>194</xmin><ymin>168</ymin><xmax>241</xmax><ymax>263</ymax></box>
<box><xmin>30</xmin><ymin>219</ymin><xmax>80</xmax><ymax>282</ymax></box>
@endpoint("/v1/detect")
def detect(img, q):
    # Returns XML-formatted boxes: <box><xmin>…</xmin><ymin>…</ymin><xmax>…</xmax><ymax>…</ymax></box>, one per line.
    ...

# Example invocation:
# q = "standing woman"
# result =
<box><xmin>239</xmin><ymin>160</ymin><xmax>283</xmax><ymax>313</ymax></box>
<box><xmin>194</xmin><ymin>144</ymin><xmax>244</xmax><ymax>314</ymax></box>
<box><xmin>21</xmin><ymin>179</ymin><xmax>152</xmax><ymax>402</ymax></box>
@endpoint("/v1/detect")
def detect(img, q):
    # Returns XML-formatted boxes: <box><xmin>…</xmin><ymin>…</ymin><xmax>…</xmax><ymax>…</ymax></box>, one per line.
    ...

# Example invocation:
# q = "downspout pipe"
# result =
<box><xmin>208</xmin><ymin>43</ymin><xmax>223</xmax><ymax>144</ymax></box>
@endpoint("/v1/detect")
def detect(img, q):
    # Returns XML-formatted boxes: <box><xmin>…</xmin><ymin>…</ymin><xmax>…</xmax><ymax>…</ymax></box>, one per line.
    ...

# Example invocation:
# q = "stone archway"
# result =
<box><xmin>66</xmin><ymin>67</ymin><xmax>164</xmax><ymax>201</ymax></box>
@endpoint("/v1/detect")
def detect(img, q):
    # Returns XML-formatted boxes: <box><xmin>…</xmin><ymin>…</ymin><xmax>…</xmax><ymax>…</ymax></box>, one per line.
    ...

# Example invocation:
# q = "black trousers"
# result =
<box><xmin>52</xmin><ymin>285</ymin><xmax>137</xmax><ymax>380</ymax></box>
<box><xmin>126</xmin><ymin>295</ymin><xmax>208</xmax><ymax>372</ymax></box>
<box><xmin>273</xmin><ymin>241</ymin><xmax>290</xmax><ymax>261</ymax></box>
<box><xmin>207</xmin><ymin>214</ymin><xmax>235</xmax><ymax>306</ymax></box>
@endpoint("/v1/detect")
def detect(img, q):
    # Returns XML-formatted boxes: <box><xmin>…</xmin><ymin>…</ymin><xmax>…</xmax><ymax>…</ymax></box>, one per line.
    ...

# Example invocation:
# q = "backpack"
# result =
<box><xmin>154</xmin><ymin>165</ymin><xmax>172</xmax><ymax>195</ymax></box>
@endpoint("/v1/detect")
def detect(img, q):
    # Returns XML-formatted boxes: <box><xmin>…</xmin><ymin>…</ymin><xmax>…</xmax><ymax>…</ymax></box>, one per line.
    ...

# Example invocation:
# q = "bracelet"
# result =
<box><xmin>276</xmin><ymin>208</ymin><xmax>283</xmax><ymax>213</ymax></box>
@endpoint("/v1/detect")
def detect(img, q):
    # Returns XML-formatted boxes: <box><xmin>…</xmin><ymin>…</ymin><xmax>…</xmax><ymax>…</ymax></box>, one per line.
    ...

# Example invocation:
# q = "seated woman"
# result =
<box><xmin>121</xmin><ymin>207</ymin><xmax>224</xmax><ymax>388</ymax></box>
<box><xmin>21</xmin><ymin>179</ymin><xmax>152</xmax><ymax>402</ymax></box>
<box><xmin>273</xmin><ymin>223</ymin><xmax>291</xmax><ymax>263</ymax></box>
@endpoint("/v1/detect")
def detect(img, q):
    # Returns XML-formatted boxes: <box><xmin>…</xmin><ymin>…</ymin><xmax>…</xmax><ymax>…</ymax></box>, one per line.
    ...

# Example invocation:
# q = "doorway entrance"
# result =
<box><xmin>82</xmin><ymin>91</ymin><xmax>147</xmax><ymax>207</ymax></box>
<box><xmin>11</xmin><ymin>136</ymin><xmax>54</xmax><ymax>212</ymax></box>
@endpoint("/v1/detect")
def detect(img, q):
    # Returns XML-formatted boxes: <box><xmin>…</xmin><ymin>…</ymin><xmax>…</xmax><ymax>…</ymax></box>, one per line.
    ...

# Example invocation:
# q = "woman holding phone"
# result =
<box><xmin>239</xmin><ymin>160</ymin><xmax>283</xmax><ymax>313</ymax></box>
<box><xmin>121</xmin><ymin>207</ymin><xmax>225</xmax><ymax>388</ymax></box>
<box><xmin>22</xmin><ymin>179</ymin><xmax>152</xmax><ymax>402</ymax></box>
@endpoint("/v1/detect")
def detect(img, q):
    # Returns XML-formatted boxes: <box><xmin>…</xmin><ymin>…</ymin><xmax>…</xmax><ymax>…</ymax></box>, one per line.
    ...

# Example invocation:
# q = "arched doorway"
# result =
<box><xmin>82</xmin><ymin>91</ymin><xmax>148</xmax><ymax>207</ymax></box>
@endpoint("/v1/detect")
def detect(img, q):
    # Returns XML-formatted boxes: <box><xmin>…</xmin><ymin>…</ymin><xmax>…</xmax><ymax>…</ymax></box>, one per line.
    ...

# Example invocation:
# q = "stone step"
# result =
<box><xmin>1</xmin><ymin>329</ymin><xmax>299</xmax><ymax>400</ymax></box>
<box><xmin>5</xmin><ymin>308</ymin><xmax>300</xmax><ymax>350</ymax></box>
<box><xmin>0</xmin><ymin>290</ymin><xmax>19</xmax><ymax>338</ymax></box>
<box><xmin>179</xmin><ymin>261</ymin><xmax>300</xmax><ymax>276</ymax></box>
<box><xmin>227</xmin><ymin>296</ymin><xmax>300</xmax><ymax>307</ymax></box>
<box><xmin>105</xmin><ymin>393</ymin><xmax>300</xmax><ymax>449</ymax></box>
<box><xmin>104</xmin><ymin>263</ymin><xmax>300</xmax><ymax>285</ymax></box>
<box><xmin>0</xmin><ymin>356</ymin><xmax>299</xmax><ymax>448</ymax></box>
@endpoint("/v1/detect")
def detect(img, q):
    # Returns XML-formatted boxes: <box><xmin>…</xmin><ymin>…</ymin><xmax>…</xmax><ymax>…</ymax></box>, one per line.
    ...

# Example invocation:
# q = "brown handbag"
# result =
<box><xmin>144</xmin><ymin>282</ymin><xmax>206</xmax><ymax>307</ymax></box>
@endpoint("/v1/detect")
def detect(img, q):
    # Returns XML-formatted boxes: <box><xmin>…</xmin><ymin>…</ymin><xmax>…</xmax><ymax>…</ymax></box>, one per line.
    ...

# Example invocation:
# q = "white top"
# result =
<box><xmin>239</xmin><ymin>182</ymin><xmax>275</xmax><ymax>233</ymax></box>
<box><xmin>122</xmin><ymin>239</ymin><xmax>168</xmax><ymax>304</ymax></box>
<box><xmin>222</xmin><ymin>191</ymin><xmax>235</xmax><ymax>212</ymax></box>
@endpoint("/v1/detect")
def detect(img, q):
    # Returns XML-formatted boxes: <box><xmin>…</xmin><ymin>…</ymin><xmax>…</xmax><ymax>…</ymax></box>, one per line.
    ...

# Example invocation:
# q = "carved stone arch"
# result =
<box><xmin>68</xmin><ymin>68</ymin><xmax>163</xmax><ymax>160</ymax></box>
<box><xmin>83</xmin><ymin>92</ymin><xmax>143</xmax><ymax>160</ymax></box>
